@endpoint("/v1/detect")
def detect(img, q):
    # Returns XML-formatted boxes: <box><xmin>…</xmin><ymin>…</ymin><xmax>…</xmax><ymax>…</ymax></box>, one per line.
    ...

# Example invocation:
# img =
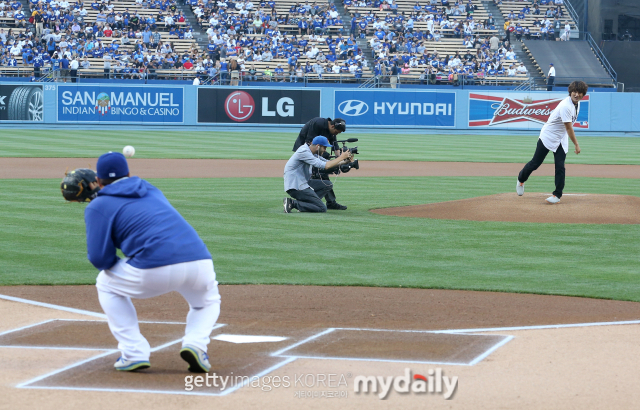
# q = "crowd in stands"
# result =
<box><xmin>193</xmin><ymin>0</ymin><xmax>369</xmax><ymax>82</ymax></box>
<box><xmin>188</xmin><ymin>0</ymin><xmax>530</xmax><ymax>84</ymax></box>
<box><xmin>499</xmin><ymin>0</ymin><xmax>573</xmax><ymax>42</ymax></box>
<box><xmin>345</xmin><ymin>0</ymin><xmax>528</xmax><ymax>84</ymax></box>
<box><xmin>0</xmin><ymin>0</ymin><xmax>209</xmax><ymax>80</ymax></box>
<box><xmin>0</xmin><ymin>0</ymin><xmax>536</xmax><ymax>84</ymax></box>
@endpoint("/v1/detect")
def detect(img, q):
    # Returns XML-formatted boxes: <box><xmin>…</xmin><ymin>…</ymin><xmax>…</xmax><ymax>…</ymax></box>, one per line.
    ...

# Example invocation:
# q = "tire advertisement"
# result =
<box><xmin>0</xmin><ymin>85</ymin><xmax>44</xmax><ymax>122</ymax></box>
<box><xmin>197</xmin><ymin>88</ymin><xmax>321</xmax><ymax>124</ymax></box>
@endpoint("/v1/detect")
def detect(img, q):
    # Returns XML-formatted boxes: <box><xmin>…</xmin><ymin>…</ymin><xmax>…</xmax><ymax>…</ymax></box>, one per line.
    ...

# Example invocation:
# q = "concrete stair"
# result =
<box><xmin>482</xmin><ymin>0</ymin><xmax>542</xmax><ymax>81</ymax></box>
<box><xmin>333</xmin><ymin>1</ymin><xmax>374</xmax><ymax>69</ymax></box>
<box><xmin>176</xmin><ymin>0</ymin><xmax>208</xmax><ymax>50</ymax></box>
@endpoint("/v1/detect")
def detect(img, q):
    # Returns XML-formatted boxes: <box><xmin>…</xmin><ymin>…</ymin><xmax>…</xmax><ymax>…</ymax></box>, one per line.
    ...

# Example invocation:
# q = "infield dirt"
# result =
<box><xmin>2</xmin><ymin>158</ymin><xmax>639</xmax><ymax>408</ymax></box>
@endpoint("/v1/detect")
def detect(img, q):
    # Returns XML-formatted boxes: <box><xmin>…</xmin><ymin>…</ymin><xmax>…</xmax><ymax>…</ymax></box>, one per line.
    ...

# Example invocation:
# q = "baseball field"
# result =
<box><xmin>1</xmin><ymin>129</ymin><xmax>640</xmax><ymax>409</ymax></box>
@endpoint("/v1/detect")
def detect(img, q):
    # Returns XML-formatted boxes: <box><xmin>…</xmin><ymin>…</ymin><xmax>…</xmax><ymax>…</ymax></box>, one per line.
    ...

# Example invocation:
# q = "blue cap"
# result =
<box><xmin>312</xmin><ymin>136</ymin><xmax>332</xmax><ymax>147</ymax></box>
<box><xmin>97</xmin><ymin>152</ymin><xmax>129</xmax><ymax>179</ymax></box>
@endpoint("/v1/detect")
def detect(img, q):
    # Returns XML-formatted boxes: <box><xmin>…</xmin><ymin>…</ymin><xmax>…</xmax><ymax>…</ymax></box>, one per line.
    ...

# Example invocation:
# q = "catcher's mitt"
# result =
<box><xmin>61</xmin><ymin>168</ymin><xmax>100</xmax><ymax>202</ymax></box>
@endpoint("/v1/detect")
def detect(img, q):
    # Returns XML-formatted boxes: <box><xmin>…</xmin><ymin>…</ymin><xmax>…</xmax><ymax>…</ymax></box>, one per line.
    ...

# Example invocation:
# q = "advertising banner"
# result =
<box><xmin>334</xmin><ymin>90</ymin><xmax>456</xmax><ymax>127</ymax></box>
<box><xmin>0</xmin><ymin>84</ymin><xmax>43</xmax><ymax>122</ymax></box>
<box><xmin>468</xmin><ymin>92</ymin><xmax>590</xmax><ymax>129</ymax></box>
<box><xmin>57</xmin><ymin>85</ymin><xmax>184</xmax><ymax>123</ymax></box>
<box><xmin>197</xmin><ymin>88</ymin><xmax>321</xmax><ymax>124</ymax></box>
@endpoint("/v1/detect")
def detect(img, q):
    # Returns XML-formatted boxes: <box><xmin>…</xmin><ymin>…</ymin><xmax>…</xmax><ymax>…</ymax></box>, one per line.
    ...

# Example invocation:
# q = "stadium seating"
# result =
<box><xmin>0</xmin><ymin>0</ymin><xmax>535</xmax><ymax>84</ymax></box>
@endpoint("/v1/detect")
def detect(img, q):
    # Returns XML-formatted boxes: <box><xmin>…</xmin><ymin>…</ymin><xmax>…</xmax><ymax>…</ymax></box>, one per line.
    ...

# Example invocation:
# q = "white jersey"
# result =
<box><xmin>539</xmin><ymin>96</ymin><xmax>578</xmax><ymax>153</ymax></box>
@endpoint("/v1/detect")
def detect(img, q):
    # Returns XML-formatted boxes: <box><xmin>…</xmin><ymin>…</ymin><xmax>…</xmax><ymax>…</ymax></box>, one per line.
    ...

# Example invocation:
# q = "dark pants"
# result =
<box><xmin>286</xmin><ymin>179</ymin><xmax>334</xmax><ymax>212</ymax></box>
<box><xmin>547</xmin><ymin>75</ymin><xmax>555</xmax><ymax>91</ymax></box>
<box><xmin>312</xmin><ymin>173</ymin><xmax>338</xmax><ymax>205</ymax></box>
<box><xmin>518</xmin><ymin>139</ymin><xmax>566</xmax><ymax>198</ymax></box>
<box><xmin>70</xmin><ymin>69</ymin><xmax>77</xmax><ymax>82</ymax></box>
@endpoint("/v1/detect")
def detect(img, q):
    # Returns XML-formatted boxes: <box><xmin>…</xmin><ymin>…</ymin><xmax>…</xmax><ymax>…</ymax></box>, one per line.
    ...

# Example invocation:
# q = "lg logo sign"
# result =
<box><xmin>224</xmin><ymin>91</ymin><xmax>294</xmax><ymax>122</ymax></box>
<box><xmin>224</xmin><ymin>91</ymin><xmax>254</xmax><ymax>122</ymax></box>
<box><xmin>338</xmin><ymin>100</ymin><xmax>368</xmax><ymax>116</ymax></box>
<box><xmin>262</xmin><ymin>97</ymin><xmax>294</xmax><ymax>118</ymax></box>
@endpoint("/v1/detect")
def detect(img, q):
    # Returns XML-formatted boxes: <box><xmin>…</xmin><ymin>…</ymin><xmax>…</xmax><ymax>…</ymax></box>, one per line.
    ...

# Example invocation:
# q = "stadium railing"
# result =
<box><xmin>586</xmin><ymin>32</ymin><xmax>617</xmax><ymax>82</ymax></box>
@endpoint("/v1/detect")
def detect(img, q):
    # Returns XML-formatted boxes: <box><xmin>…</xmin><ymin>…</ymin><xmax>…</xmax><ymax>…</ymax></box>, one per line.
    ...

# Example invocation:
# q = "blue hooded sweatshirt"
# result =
<box><xmin>84</xmin><ymin>177</ymin><xmax>211</xmax><ymax>271</ymax></box>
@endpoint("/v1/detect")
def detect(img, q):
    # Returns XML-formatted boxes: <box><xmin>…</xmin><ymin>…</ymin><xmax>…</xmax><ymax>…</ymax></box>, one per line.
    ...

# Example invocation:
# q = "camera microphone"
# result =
<box><xmin>346</xmin><ymin>138</ymin><xmax>359</xmax><ymax>142</ymax></box>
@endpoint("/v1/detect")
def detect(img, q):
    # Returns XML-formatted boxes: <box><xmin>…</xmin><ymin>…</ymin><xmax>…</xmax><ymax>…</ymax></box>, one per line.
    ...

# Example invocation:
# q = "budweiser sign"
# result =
<box><xmin>468</xmin><ymin>93</ymin><xmax>589</xmax><ymax>129</ymax></box>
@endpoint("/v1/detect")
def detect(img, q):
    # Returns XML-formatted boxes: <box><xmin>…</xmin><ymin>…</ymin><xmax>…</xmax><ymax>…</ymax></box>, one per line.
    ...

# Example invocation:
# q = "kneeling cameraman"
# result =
<box><xmin>293</xmin><ymin>117</ymin><xmax>347</xmax><ymax>210</ymax></box>
<box><xmin>284</xmin><ymin>136</ymin><xmax>352</xmax><ymax>213</ymax></box>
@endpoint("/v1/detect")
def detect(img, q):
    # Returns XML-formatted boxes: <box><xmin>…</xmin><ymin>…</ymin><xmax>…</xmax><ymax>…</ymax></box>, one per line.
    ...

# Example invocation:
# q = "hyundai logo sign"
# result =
<box><xmin>338</xmin><ymin>100</ymin><xmax>369</xmax><ymax>116</ymax></box>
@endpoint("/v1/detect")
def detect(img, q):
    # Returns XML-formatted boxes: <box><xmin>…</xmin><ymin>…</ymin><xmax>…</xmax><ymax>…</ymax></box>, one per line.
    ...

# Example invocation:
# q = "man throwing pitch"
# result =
<box><xmin>516</xmin><ymin>81</ymin><xmax>588</xmax><ymax>204</ymax></box>
<box><xmin>85</xmin><ymin>152</ymin><xmax>220</xmax><ymax>372</ymax></box>
<box><xmin>293</xmin><ymin>117</ymin><xmax>347</xmax><ymax>210</ymax></box>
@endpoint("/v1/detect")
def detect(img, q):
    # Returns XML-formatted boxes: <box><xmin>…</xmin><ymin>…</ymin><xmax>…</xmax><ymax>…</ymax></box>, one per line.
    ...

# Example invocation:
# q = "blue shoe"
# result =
<box><xmin>180</xmin><ymin>345</ymin><xmax>211</xmax><ymax>373</ymax></box>
<box><xmin>114</xmin><ymin>356</ymin><xmax>150</xmax><ymax>371</ymax></box>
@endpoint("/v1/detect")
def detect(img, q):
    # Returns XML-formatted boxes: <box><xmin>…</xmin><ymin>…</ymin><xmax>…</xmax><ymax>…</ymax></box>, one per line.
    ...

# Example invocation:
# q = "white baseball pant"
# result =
<box><xmin>96</xmin><ymin>258</ymin><xmax>220</xmax><ymax>361</ymax></box>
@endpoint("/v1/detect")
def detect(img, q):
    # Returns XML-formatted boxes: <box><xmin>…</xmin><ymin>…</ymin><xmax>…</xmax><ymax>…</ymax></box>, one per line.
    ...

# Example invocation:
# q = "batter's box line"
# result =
<box><xmin>16</xmin><ymin>357</ymin><xmax>299</xmax><ymax>398</ymax></box>
<box><xmin>0</xmin><ymin>319</ymin><xmax>57</xmax><ymax>337</ymax></box>
<box><xmin>277</xmin><ymin>354</ymin><xmax>480</xmax><ymax>367</ymax></box>
<box><xmin>0</xmin><ymin>294</ymin><xmax>187</xmax><ymax>324</ymax></box>
<box><xmin>53</xmin><ymin>318</ymin><xmax>189</xmax><ymax>325</ymax></box>
<box><xmin>271</xmin><ymin>328</ymin><xmax>513</xmax><ymax>366</ymax></box>
<box><xmin>0</xmin><ymin>346</ymin><xmax>114</xmax><ymax>351</ymax></box>
<box><xmin>15</xmin><ymin>323</ymin><xmax>227</xmax><ymax>391</ymax></box>
<box><xmin>0</xmin><ymin>294</ymin><xmax>107</xmax><ymax>319</ymax></box>
<box><xmin>0</xmin><ymin>319</ymin><xmax>220</xmax><ymax>351</ymax></box>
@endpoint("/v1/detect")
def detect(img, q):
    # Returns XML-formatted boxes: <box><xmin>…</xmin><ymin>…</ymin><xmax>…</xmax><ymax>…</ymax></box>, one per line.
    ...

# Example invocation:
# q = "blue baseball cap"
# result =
<box><xmin>97</xmin><ymin>152</ymin><xmax>129</xmax><ymax>179</ymax></box>
<box><xmin>311</xmin><ymin>136</ymin><xmax>332</xmax><ymax>147</ymax></box>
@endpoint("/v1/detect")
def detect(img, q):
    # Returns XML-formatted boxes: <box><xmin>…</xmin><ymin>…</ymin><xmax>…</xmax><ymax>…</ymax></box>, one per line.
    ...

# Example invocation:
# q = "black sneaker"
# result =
<box><xmin>283</xmin><ymin>197</ymin><xmax>294</xmax><ymax>213</ymax></box>
<box><xmin>326</xmin><ymin>202</ymin><xmax>347</xmax><ymax>210</ymax></box>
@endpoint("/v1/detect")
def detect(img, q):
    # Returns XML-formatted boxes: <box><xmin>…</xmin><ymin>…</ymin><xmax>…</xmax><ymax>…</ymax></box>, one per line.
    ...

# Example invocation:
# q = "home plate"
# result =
<box><xmin>212</xmin><ymin>334</ymin><xmax>288</xmax><ymax>344</ymax></box>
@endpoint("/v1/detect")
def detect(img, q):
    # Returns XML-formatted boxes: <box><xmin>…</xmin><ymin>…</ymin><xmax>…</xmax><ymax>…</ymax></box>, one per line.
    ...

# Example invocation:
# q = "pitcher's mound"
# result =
<box><xmin>372</xmin><ymin>193</ymin><xmax>640</xmax><ymax>224</ymax></box>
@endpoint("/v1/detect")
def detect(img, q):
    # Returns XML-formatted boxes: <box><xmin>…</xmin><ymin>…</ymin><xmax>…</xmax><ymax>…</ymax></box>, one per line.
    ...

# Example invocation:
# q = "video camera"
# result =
<box><xmin>328</xmin><ymin>138</ymin><xmax>360</xmax><ymax>174</ymax></box>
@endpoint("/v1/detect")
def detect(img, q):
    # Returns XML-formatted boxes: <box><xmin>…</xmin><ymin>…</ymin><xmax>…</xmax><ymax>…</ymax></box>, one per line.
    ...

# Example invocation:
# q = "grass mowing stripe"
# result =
<box><xmin>1</xmin><ymin>130</ymin><xmax>639</xmax><ymax>164</ymax></box>
<box><xmin>0</xmin><ymin>176</ymin><xmax>639</xmax><ymax>301</ymax></box>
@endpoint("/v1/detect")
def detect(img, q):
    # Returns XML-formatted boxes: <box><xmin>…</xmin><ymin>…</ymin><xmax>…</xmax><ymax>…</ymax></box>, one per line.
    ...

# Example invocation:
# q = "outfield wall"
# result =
<box><xmin>3</xmin><ymin>82</ymin><xmax>640</xmax><ymax>133</ymax></box>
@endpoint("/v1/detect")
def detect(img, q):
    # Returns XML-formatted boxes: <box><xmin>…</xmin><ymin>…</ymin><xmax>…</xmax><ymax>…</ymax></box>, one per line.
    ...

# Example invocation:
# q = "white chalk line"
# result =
<box><xmin>217</xmin><ymin>357</ymin><xmax>299</xmax><ymax>396</ymax></box>
<box><xmin>0</xmin><ymin>319</ymin><xmax>56</xmax><ymax>337</ymax></box>
<box><xmin>270</xmin><ymin>328</ymin><xmax>336</xmax><ymax>356</ymax></box>
<box><xmin>467</xmin><ymin>335</ymin><xmax>514</xmax><ymax>366</ymax></box>
<box><xmin>18</xmin><ymin>358</ymin><xmax>300</xmax><ymax>398</ymax></box>
<box><xmin>0</xmin><ymin>294</ymin><xmax>107</xmax><ymax>318</ymax></box>
<box><xmin>16</xmin><ymin>349</ymin><xmax>118</xmax><ymax>388</ymax></box>
<box><xmin>17</xmin><ymin>385</ymin><xmax>231</xmax><ymax>397</ymax></box>
<box><xmin>274</xmin><ymin>328</ymin><xmax>510</xmax><ymax>366</ymax></box>
<box><xmin>432</xmin><ymin>319</ymin><xmax>640</xmax><ymax>334</ymax></box>
<box><xmin>4</xmin><ymin>293</ymin><xmax>640</xmax><ymax>396</ymax></box>
<box><xmin>0</xmin><ymin>346</ymin><xmax>111</xmax><ymax>351</ymax></box>
<box><xmin>278</xmin><ymin>354</ymin><xmax>471</xmax><ymax>367</ymax></box>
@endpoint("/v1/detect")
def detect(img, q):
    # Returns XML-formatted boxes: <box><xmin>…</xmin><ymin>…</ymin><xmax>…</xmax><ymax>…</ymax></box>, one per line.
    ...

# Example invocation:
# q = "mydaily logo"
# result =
<box><xmin>338</xmin><ymin>99</ymin><xmax>369</xmax><ymax>116</ymax></box>
<box><xmin>354</xmin><ymin>368</ymin><xmax>458</xmax><ymax>400</ymax></box>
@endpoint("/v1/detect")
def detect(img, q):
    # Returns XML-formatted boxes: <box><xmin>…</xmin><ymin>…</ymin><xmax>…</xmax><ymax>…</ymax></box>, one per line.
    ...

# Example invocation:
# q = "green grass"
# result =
<box><xmin>1</xmin><ymin>177</ymin><xmax>639</xmax><ymax>301</ymax></box>
<box><xmin>1</xmin><ymin>129</ymin><xmax>639</xmax><ymax>164</ymax></box>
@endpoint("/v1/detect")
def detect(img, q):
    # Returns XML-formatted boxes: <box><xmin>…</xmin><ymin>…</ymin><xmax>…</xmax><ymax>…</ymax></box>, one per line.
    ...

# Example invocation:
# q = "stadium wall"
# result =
<box><xmin>3</xmin><ymin>83</ymin><xmax>639</xmax><ymax>134</ymax></box>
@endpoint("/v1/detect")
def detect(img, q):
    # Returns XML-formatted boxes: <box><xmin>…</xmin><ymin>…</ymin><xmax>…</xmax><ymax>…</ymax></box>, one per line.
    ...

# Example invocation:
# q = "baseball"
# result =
<box><xmin>123</xmin><ymin>146</ymin><xmax>135</xmax><ymax>158</ymax></box>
